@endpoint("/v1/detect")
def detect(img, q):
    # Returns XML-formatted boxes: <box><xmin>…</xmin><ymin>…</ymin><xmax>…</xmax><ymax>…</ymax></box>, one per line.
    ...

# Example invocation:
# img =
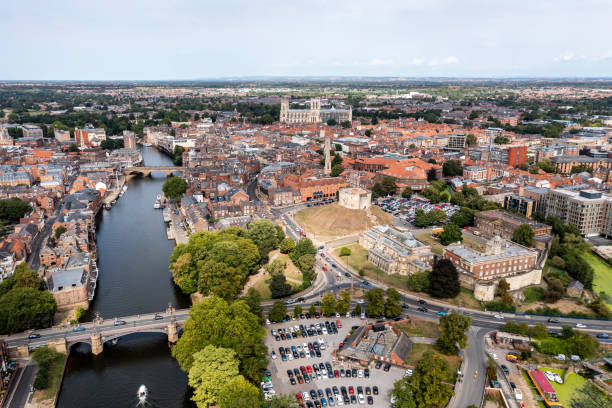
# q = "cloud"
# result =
<box><xmin>369</xmin><ymin>58</ymin><xmax>393</xmax><ymax>65</ymax></box>
<box><xmin>417</xmin><ymin>56</ymin><xmax>459</xmax><ymax>66</ymax></box>
<box><xmin>443</xmin><ymin>56</ymin><xmax>460</xmax><ymax>64</ymax></box>
<box><xmin>555</xmin><ymin>52</ymin><xmax>576</xmax><ymax>62</ymax></box>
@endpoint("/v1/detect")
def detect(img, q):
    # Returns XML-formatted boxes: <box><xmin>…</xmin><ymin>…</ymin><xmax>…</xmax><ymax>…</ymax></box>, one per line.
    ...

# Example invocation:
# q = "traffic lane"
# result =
<box><xmin>6</xmin><ymin>363</ymin><xmax>36</xmax><ymax>408</ymax></box>
<box><xmin>5</xmin><ymin>312</ymin><xmax>190</xmax><ymax>347</ymax></box>
<box><xmin>450</xmin><ymin>327</ymin><xmax>489</xmax><ymax>408</ymax></box>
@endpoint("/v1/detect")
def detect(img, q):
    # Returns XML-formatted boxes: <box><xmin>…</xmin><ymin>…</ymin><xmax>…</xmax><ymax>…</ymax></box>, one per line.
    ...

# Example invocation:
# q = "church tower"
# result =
<box><xmin>280</xmin><ymin>96</ymin><xmax>289</xmax><ymax>123</ymax></box>
<box><xmin>323</xmin><ymin>130</ymin><xmax>331</xmax><ymax>175</ymax></box>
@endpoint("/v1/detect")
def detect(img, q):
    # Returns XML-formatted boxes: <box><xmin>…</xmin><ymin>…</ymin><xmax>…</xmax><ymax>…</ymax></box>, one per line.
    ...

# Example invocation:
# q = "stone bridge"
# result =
<box><xmin>10</xmin><ymin>309</ymin><xmax>189</xmax><ymax>357</ymax></box>
<box><xmin>123</xmin><ymin>165</ymin><xmax>185</xmax><ymax>177</ymax></box>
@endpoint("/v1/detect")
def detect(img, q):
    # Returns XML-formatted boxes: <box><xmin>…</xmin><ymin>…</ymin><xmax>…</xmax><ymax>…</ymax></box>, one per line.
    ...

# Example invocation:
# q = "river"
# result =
<box><xmin>57</xmin><ymin>147</ymin><xmax>195</xmax><ymax>408</ymax></box>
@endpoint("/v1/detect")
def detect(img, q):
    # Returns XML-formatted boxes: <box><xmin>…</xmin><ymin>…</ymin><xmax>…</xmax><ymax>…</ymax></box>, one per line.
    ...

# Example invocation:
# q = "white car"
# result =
<box><xmin>494</xmin><ymin>314</ymin><xmax>504</xmax><ymax>319</ymax></box>
<box><xmin>514</xmin><ymin>389</ymin><xmax>522</xmax><ymax>400</ymax></box>
<box><xmin>303</xmin><ymin>392</ymin><xmax>310</xmax><ymax>401</ymax></box>
<box><xmin>346</xmin><ymin>312</ymin><xmax>351</xmax><ymax>318</ymax></box>
<box><xmin>358</xmin><ymin>369</ymin><xmax>364</xmax><ymax>378</ymax></box>
<box><xmin>271</xmin><ymin>351</ymin><xmax>277</xmax><ymax>359</ymax></box>
<box><xmin>358</xmin><ymin>394</ymin><xmax>365</xmax><ymax>404</ymax></box>
<box><xmin>336</xmin><ymin>395</ymin><xmax>344</xmax><ymax>406</ymax></box>
<box><xmin>404</xmin><ymin>369</ymin><xmax>413</xmax><ymax>377</ymax></box>
<box><xmin>576</xmin><ymin>323</ymin><xmax>587</xmax><ymax>328</ymax></box>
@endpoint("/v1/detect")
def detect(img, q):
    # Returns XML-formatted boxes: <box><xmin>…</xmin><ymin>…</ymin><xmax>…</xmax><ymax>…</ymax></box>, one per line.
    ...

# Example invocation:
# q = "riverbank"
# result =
<box><xmin>102</xmin><ymin>175</ymin><xmax>126</xmax><ymax>205</ymax></box>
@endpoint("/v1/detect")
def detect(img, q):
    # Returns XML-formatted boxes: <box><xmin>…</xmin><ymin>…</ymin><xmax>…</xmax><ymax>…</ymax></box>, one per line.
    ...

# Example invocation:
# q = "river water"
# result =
<box><xmin>57</xmin><ymin>147</ymin><xmax>195</xmax><ymax>408</ymax></box>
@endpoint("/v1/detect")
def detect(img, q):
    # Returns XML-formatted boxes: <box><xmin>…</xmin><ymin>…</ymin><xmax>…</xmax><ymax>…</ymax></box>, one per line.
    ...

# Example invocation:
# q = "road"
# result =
<box><xmin>4</xmin><ymin>363</ymin><xmax>36</xmax><ymax>408</ymax></box>
<box><xmin>27</xmin><ymin>215</ymin><xmax>56</xmax><ymax>271</ymax></box>
<box><xmin>449</xmin><ymin>326</ymin><xmax>490</xmax><ymax>408</ymax></box>
<box><xmin>3</xmin><ymin>310</ymin><xmax>191</xmax><ymax>349</ymax></box>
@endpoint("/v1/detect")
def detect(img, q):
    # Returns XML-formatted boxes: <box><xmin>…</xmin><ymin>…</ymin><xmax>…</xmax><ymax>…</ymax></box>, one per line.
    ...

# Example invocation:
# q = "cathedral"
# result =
<box><xmin>279</xmin><ymin>97</ymin><xmax>352</xmax><ymax>124</ymax></box>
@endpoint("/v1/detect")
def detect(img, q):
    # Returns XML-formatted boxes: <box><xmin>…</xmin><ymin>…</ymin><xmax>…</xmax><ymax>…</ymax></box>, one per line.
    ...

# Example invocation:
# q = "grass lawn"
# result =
<box><xmin>416</xmin><ymin>232</ymin><xmax>443</xmax><ymax>256</ymax></box>
<box><xmin>251</xmin><ymin>253</ymin><xmax>302</xmax><ymax>300</ymax></box>
<box><xmin>334</xmin><ymin>243</ymin><xmax>372</xmax><ymax>272</ymax></box>
<box><xmin>404</xmin><ymin>343</ymin><xmax>461</xmax><ymax>380</ymax></box>
<box><xmin>33</xmin><ymin>351</ymin><xmax>67</xmax><ymax>403</ymax></box>
<box><xmin>396</xmin><ymin>318</ymin><xmax>439</xmax><ymax>338</ymax></box>
<box><xmin>582</xmin><ymin>251</ymin><xmax>612</xmax><ymax>307</ymax></box>
<box><xmin>523</xmin><ymin>286</ymin><xmax>544</xmax><ymax>303</ymax></box>
<box><xmin>544</xmin><ymin>261</ymin><xmax>571</xmax><ymax>285</ymax></box>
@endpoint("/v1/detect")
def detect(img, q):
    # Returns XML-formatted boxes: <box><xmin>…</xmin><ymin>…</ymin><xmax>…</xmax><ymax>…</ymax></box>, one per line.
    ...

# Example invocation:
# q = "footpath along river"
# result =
<box><xmin>57</xmin><ymin>146</ymin><xmax>195</xmax><ymax>408</ymax></box>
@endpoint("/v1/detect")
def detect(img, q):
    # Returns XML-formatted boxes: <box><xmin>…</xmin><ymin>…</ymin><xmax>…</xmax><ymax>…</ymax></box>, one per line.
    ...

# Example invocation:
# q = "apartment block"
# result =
<box><xmin>545</xmin><ymin>188</ymin><xmax>612</xmax><ymax>236</ymax></box>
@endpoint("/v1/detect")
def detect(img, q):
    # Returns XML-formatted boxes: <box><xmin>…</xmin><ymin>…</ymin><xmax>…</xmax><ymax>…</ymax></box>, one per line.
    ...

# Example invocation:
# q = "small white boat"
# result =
<box><xmin>154</xmin><ymin>200</ymin><xmax>161</xmax><ymax>209</ymax></box>
<box><xmin>544</xmin><ymin>371</ymin><xmax>555</xmax><ymax>382</ymax></box>
<box><xmin>138</xmin><ymin>384</ymin><xmax>147</xmax><ymax>402</ymax></box>
<box><xmin>142</xmin><ymin>142</ymin><xmax>152</xmax><ymax>147</ymax></box>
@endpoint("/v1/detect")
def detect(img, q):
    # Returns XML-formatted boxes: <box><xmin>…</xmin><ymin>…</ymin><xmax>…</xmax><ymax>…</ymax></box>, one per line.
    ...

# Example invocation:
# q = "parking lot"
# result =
<box><xmin>264</xmin><ymin>316</ymin><xmax>405</xmax><ymax>407</ymax></box>
<box><xmin>375</xmin><ymin>197</ymin><xmax>459</xmax><ymax>226</ymax></box>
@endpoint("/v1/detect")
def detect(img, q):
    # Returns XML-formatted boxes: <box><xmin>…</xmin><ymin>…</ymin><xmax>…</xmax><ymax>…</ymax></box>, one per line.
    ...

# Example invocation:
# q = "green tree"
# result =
<box><xmin>450</xmin><ymin>207</ymin><xmax>475</xmax><ymax>228</ymax></box>
<box><xmin>172</xmin><ymin>296</ymin><xmax>266</xmax><ymax>382</ymax></box>
<box><xmin>321</xmin><ymin>292</ymin><xmax>336</xmax><ymax>316</ymax></box>
<box><xmin>512</xmin><ymin>224</ymin><xmax>534</xmax><ymax>247</ymax></box>
<box><xmin>12</xmin><ymin>263</ymin><xmax>45</xmax><ymax>290</ymax></box>
<box><xmin>466</xmin><ymin>133</ymin><xmax>478</xmax><ymax>146</ymax></box>
<box><xmin>54</xmin><ymin>225</ymin><xmax>66</xmax><ymax>240</ymax></box>
<box><xmin>339</xmin><ymin>247</ymin><xmax>351</xmax><ymax>257</ymax></box>
<box><xmin>384</xmin><ymin>288</ymin><xmax>402</xmax><ymax>318</ymax></box>
<box><xmin>293</xmin><ymin>305</ymin><xmax>302</xmax><ymax>316</ymax></box>
<box><xmin>365</xmin><ymin>288</ymin><xmax>385</xmax><ymax>317</ymax></box>
<box><xmin>336</xmin><ymin>290</ymin><xmax>351</xmax><ymax>315</ymax></box>
<box><xmin>409</xmin><ymin>351</ymin><xmax>454</xmax><ymax>407</ymax></box>
<box><xmin>355</xmin><ymin>303</ymin><xmax>362</xmax><ymax>315</ymax></box>
<box><xmin>269</xmin><ymin>300</ymin><xmax>287</xmax><ymax>322</ymax></box>
<box><xmin>0</xmin><ymin>198</ymin><xmax>33</xmax><ymax>222</ymax></box>
<box><xmin>0</xmin><ymin>288</ymin><xmax>57</xmax><ymax>334</ymax></box>
<box><xmin>330</xmin><ymin>163</ymin><xmax>344</xmax><ymax>177</ymax></box>
<box><xmin>326</xmin><ymin>118</ymin><xmax>337</xmax><ymax>126</ymax></box>
<box><xmin>218</xmin><ymin>376</ymin><xmax>261</xmax><ymax>408</ymax></box>
<box><xmin>390</xmin><ymin>377</ymin><xmax>417</xmax><ymax>408</ymax></box>
<box><xmin>173</xmin><ymin>145</ymin><xmax>185</xmax><ymax>165</ymax></box>
<box><xmin>247</xmin><ymin>219</ymin><xmax>281</xmax><ymax>262</ymax></box>
<box><xmin>429</xmin><ymin>259</ymin><xmax>460</xmax><ymax>298</ymax></box>
<box><xmin>264</xmin><ymin>394</ymin><xmax>300</xmax><ymax>408</ymax></box>
<box><xmin>439</xmin><ymin>222</ymin><xmax>462</xmax><ymax>245</ymax></box>
<box><xmin>269</xmin><ymin>273</ymin><xmax>292</xmax><ymax>299</ymax></box>
<box><xmin>308</xmin><ymin>304</ymin><xmax>316</xmax><ymax>316</ymax></box>
<box><xmin>68</xmin><ymin>143</ymin><xmax>79</xmax><ymax>153</ymax></box>
<box><xmin>162</xmin><ymin>176</ymin><xmax>187</xmax><ymax>201</ymax></box>
<box><xmin>197</xmin><ymin>260</ymin><xmax>243</xmax><ymax>301</ymax></box>
<box><xmin>538</xmin><ymin>159</ymin><xmax>556</xmax><ymax>173</ymax></box>
<box><xmin>243</xmin><ymin>288</ymin><xmax>263</xmax><ymax>324</ymax></box>
<box><xmin>279</xmin><ymin>238</ymin><xmax>295</xmax><ymax>254</ymax></box>
<box><xmin>188</xmin><ymin>345</ymin><xmax>241</xmax><ymax>408</ymax></box>
<box><xmin>544</xmin><ymin>278</ymin><xmax>564</xmax><ymax>303</ymax></box>
<box><xmin>401</xmin><ymin>188</ymin><xmax>413</xmax><ymax>199</ymax></box>
<box><xmin>443</xmin><ymin>159</ymin><xmax>463</xmax><ymax>177</ymax></box>
<box><xmin>290</xmin><ymin>239</ymin><xmax>316</xmax><ymax>264</ymax></box>
<box><xmin>365</xmin><ymin>129</ymin><xmax>372</xmax><ymax>137</ymax></box>
<box><xmin>529</xmin><ymin>323</ymin><xmax>549</xmax><ymax>340</ymax></box>
<box><xmin>437</xmin><ymin>312</ymin><xmax>472</xmax><ymax>354</ymax></box>
<box><xmin>407</xmin><ymin>271</ymin><xmax>430</xmax><ymax>292</ymax></box>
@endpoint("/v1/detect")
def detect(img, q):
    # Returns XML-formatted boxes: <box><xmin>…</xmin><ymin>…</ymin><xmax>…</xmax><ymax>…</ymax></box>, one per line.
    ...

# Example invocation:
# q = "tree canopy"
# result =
<box><xmin>442</xmin><ymin>160</ymin><xmax>463</xmax><ymax>177</ymax></box>
<box><xmin>162</xmin><ymin>176</ymin><xmax>187</xmax><ymax>201</ymax></box>
<box><xmin>437</xmin><ymin>312</ymin><xmax>472</xmax><ymax>354</ymax></box>
<box><xmin>172</xmin><ymin>296</ymin><xmax>266</xmax><ymax>382</ymax></box>
<box><xmin>169</xmin><ymin>229</ymin><xmax>260</xmax><ymax>299</ymax></box>
<box><xmin>247</xmin><ymin>219</ymin><xmax>282</xmax><ymax>262</ymax></box>
<box><xmin>188</xmin><ymin>345</ymin><xmax>242</xmax><ymax>408</ymax></box>
<box><xmin>512</xmin><ymin>224</ymin><xmax>534</xmax><ymax>247</ymax></box>
<box><xmin>438</xmin><ymin>222</ymin><xmax>463</xmax><ymax>245</ymax></box>
<box><xmin>429</xmin><ymin>259</ymin><xmax>460</xmax><ymax>298</ymax></box>
<box><xmin>0</xmin><ymin>198</ymin><xmax>32</xmax><ymax>222</ymax></box>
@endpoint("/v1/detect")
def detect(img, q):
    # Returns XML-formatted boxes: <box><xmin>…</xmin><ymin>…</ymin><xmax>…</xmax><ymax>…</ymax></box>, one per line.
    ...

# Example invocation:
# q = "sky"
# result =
<box><xmin>3</xmin><ymin>0</ymin><xmax>612</xmax><ymax>80</ymax></box>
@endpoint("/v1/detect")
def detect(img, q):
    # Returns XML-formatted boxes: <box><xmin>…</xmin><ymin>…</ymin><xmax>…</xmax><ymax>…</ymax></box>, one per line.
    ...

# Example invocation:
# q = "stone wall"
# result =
<box><xmin>473</xmin><ymin>268</ymin><xmax>542</xmax><ymax>301</ymax></box>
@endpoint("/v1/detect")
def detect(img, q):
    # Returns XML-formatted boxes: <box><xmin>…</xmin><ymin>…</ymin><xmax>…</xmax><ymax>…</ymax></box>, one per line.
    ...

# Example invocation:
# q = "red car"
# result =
<box><xmin>322</xmin><ymin>266</ymin><xmax>327</xmax><ymax>271</ymax></box>
<box><xmin>307</xmin><ymin>365</ymin><xmax>313</xmax><ymax>373</ymax></box>
<box><xmin>297</xmin><ymin>375</ymin><xmax>304</xmax><ymax>384</ymax></box>
<box><xmin>349</xmin><ymin>386</ymin><xmax>355</xmax><ymax>395</ymax></box>
<box><xmin>336</xmin><ymin>320</ymin><xmax>342</xmax><ymax>328</ymax></box>
<box><xmin>296</xmin><ymin>394</ymin><xmax>303</xmax><ymax>401</ymax></box>
<box><xmin>334</xmin><ymin>369</ymin><xmax>339</xmax><ymax>378</ymax></box>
